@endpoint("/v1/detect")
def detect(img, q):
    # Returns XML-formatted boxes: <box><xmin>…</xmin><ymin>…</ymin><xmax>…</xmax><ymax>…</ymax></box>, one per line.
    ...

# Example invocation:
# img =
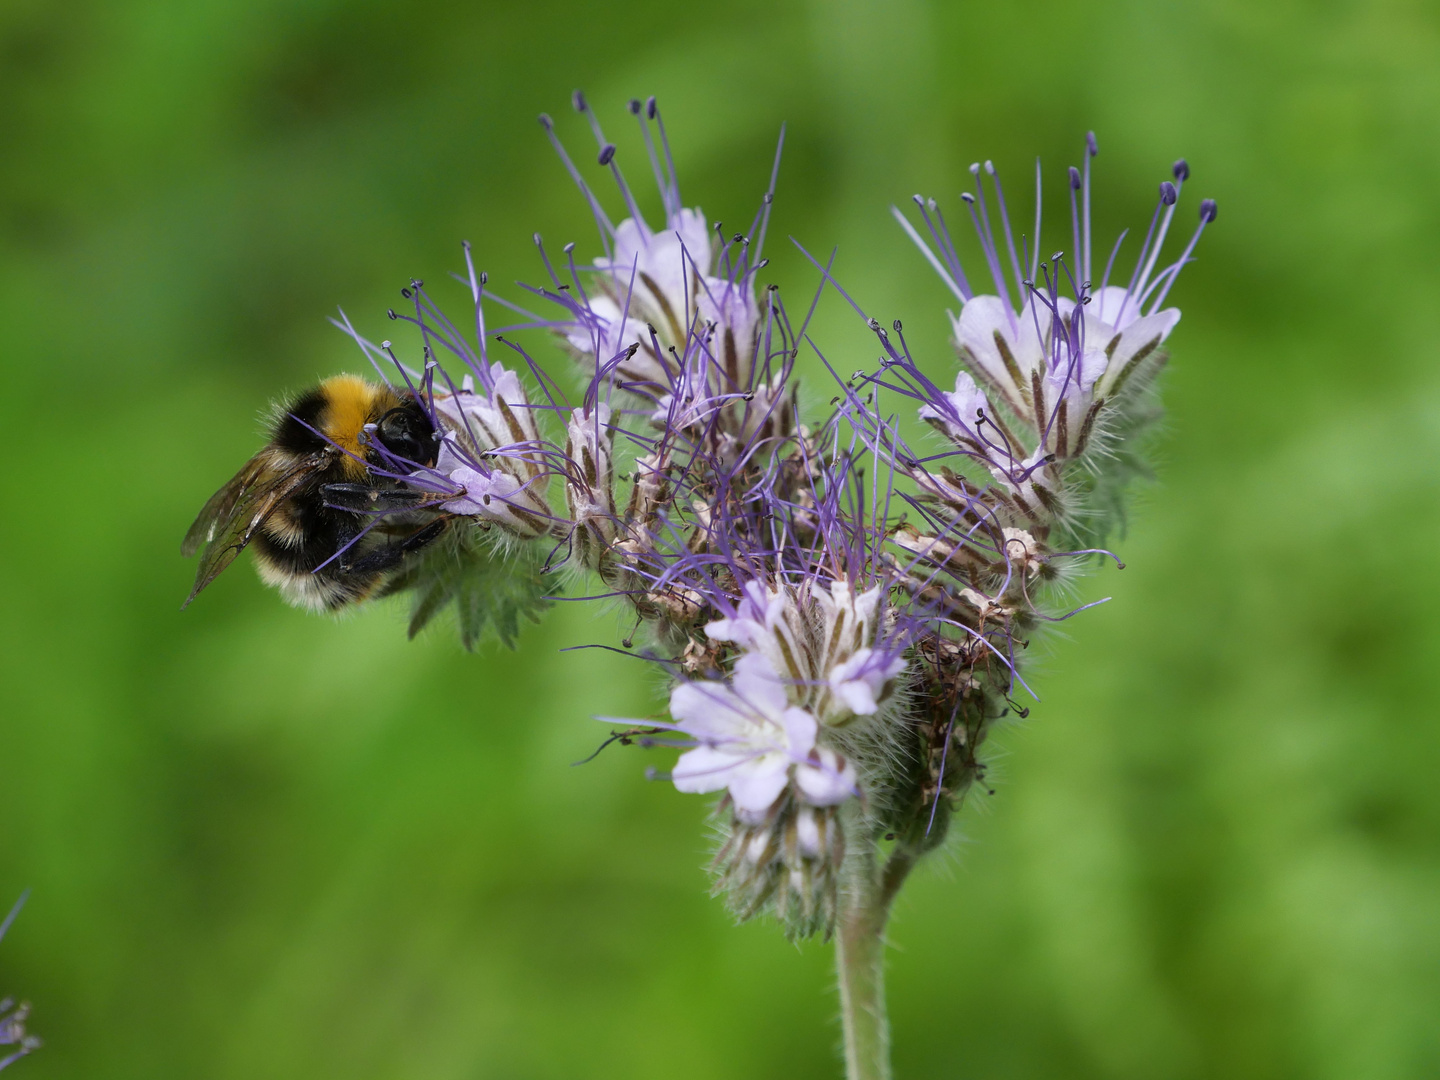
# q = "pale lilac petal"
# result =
<box><xmin>1045</xmin><ymin>345</ymin><xmax>1108</xmax><ymax>403</ymax></box>
<box><xmin>1089</xmin><ymin>285</ymin><xmax>1133</xmax><ymax>326</ymax></box>
<box><xmin>1096</xmin><ymin>308</ymin><xmax>1180</xmax><ymax>395</ymax></box>
<box><xmin>731</xmin><ymin>652</ymin><xmax>790</xmax><ymax>719</ymax></box>
<box><xmin>704</xmin><ymin>615</ymin><xmax>762</xmax><ymax>646</ymax></box>
<box><xmin>669</xmin><ymin>681</ymin><xmax>753</xmax><ymax>740</ymax></box>
<box><xmin>671</xmin><ymin>208</ymin><xmax>712</xmax><ymax>268</ymax></box>
<box><xmin>672</xmin><ymin>745</ymin><xmax>748</xmax><ymax>794</ymax></box>
<box><xmin>725</xmin><ymin>753</ymin><xmax>791</xmax><ymax>815</ymax></box>
<box><xmin>953</xmin><ymin>295</ymin><xmax>1016</xmax><ymax>387</ymax></box>
<box><xmin>919</xmin><ymin>370</ymin><xmax>989</xmax><ymax>439</ymax></box>
<box><xmin>835</xmin><ymin>679</ymin><xmax>879</xmax><ymax>716</ymax></box>
<box><xmin>793</xmin><ymin>751</ymin><xmax>856</xmax><ymax>807</ymax></box>
<box><xmin>780</xmin><ymin>707</ymin><xmax>818</xmax><ymax>757</ymax></box>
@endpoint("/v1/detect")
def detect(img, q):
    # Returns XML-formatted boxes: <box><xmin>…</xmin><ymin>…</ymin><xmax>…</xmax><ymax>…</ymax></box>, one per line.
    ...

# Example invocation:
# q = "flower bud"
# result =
<box><xmin>712</xmin><ymin>797</ymin><xmax>845</xmax><ymax>940</ymax></box>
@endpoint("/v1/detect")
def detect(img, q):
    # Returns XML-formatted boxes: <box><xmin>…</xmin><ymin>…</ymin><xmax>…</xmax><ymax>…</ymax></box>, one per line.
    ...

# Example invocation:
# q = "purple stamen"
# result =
<box><xmin>1067</xmin><ymin>167</ymin><xmax>1082</xmax><ymax>289</ymax></box>
<box><xmin>538</xmin><ymin>112</ymin><xmax>614</xmax><ymax>259</ymax></box>
<box><xmin>1082</xmin><ymin>132</ymin><xmax>1097</xmax><ymax>283</ymax></box>
<box><xmin>983</xmin><ymin>160</ymin><xmax>1027</xmax><ymax>302</ymax></box>
<box><xmin>1031</xmin><ymin>157</ymin><xmax>1043</xmax><ymax>281</ymax></box>
<box><xmin>962</xmin><ymin>170</ymin><xmax>1017</xmax><ymax>329</ymax></box>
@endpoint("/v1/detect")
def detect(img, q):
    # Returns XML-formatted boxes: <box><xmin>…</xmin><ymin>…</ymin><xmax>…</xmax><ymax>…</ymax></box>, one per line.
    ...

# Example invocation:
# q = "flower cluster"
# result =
<box><xmin>303</xmin><ymin>101</ymin><xmax>1213</xmax><ymax>938</ymax></box>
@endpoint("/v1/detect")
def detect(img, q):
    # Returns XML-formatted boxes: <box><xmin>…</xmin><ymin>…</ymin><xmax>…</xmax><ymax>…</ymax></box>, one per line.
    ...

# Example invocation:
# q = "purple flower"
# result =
<box><xmin>539</xmin><ymin>95</ymin><xmax>773</xmax><ymax>407</ymax></box>
<box><xmin>892</xmin><ymin>141</ymin><xmax>1216</xmax><ymax>464</ymax></box>
<box><xmin>670</xmin><ymin>653</ymin><xmax>856</xmax><ymax>822</ymax></box>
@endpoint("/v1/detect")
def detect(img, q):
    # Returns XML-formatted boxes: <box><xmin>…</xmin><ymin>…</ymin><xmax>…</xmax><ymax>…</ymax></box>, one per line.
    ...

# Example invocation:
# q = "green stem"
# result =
<box><xmin>836</xmin><ymin>807</ymin><xmax>914</xmax><ymax>1080</ymax></box>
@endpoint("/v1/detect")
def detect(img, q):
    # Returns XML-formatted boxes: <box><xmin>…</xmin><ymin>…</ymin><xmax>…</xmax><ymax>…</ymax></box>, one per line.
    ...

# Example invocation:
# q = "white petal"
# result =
<box><xmin>794</xmin><ymin>752</ymin><xmax>856</xmax><ymax>807</ymax></box>
<box><xmin>731</xmin><ymin>652</ymin><xmax>790</xmax><ymax>719</ymax></box>
<box><xmin>726</xmin><ymin>754</ymin><xmax>791</xmax><ymax>815</ymax></box>
<box><xmin>669</xmin><ymin>680</ymin><xmax>754</xmax><ymax>740</ymax></box>
<box><xmin>671</xmin><ymin>208</ymin><xmax>712</xmax><ymax>269</ymax></box>
<box><xmin>835</xmin><ymin>679</ymin><xmax>879</xmax><ymax>716</ymax></box>
<box><xmin>1089</xmin><ymin>285</ymin><xmax>1134</xmax><ymax>326</ymax></box>
<box><xmin>954</xmin><ymin>295</ymin><xmax>1020</xmax><ymax>388</ymax></box>
<box><xmin>780</xmin><ymin>707</ymin><xmax>819</xmax><ymax>757</ymax></box>
<box><xmin>1096</xmin><ymin>308</ymin><xmax>1180</xmax><ymax>396</ymax></box>
<box><xmin>672</xmin><ymin>746</ymin><xmax>747</xmax><ymax>794</ymax></box>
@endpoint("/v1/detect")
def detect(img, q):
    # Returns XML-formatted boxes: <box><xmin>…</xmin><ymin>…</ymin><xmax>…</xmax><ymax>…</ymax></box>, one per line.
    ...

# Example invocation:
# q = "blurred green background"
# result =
<box><xmin>1</xmin><ymin>0</ymin><xmax>1438</xmax><ymax>1076</ymax></box>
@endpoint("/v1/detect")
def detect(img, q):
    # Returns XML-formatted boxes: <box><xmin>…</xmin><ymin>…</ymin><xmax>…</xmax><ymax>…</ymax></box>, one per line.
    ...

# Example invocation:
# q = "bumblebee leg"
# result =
<box><xmin>343</xmin><ymin>516</ymin><xmax>451</xmax><ymax>575</ymax></box>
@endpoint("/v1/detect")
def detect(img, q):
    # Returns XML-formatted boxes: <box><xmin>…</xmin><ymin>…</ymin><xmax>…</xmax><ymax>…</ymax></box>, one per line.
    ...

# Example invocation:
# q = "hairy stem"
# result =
<box><xmin>836</xmin><ymin>805</ymin><xmax>894</xmax><ymax>1080</ymax></box>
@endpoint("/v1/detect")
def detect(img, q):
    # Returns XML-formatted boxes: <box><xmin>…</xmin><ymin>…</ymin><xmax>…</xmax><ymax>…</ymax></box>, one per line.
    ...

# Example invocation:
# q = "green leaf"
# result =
<box><xmin>379</xmin><ymin>526</ymin><xmax>554</xmax><ymax>651</ymax></box>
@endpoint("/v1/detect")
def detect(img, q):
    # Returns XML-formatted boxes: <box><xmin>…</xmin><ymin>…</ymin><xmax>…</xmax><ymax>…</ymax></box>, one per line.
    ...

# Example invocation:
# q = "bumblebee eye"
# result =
<box><xmin>375</xmin><ymin>405</ymin><xmax>436</xmax><ymax>467</ymax></box>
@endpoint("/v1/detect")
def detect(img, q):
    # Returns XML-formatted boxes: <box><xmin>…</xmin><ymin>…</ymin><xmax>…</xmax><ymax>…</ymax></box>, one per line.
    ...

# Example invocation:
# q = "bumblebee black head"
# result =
<box><xmin>374</xmin><ymin>401</ymin><xmax>438</xmax><ymax>468</ymax></box>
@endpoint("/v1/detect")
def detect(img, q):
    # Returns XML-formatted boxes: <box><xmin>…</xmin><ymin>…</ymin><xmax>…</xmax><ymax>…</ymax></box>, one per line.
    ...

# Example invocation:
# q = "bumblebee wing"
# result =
<box><xmin>182</xmin><ymin>451</ymin><xmax>329</xmax><ymax>607</ymax></box>
<box><xmin>181</xmin><ymin>454</ymin><xmax>272</xmax><ymax>557</ymax></box>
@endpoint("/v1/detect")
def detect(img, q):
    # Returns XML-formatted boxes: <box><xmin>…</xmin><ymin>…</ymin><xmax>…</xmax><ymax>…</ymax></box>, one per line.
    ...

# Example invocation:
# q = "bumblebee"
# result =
<box><xmin>182</xmin><ymin>374</ymin><xmax>449</xmax><ymax>611</ymax></box>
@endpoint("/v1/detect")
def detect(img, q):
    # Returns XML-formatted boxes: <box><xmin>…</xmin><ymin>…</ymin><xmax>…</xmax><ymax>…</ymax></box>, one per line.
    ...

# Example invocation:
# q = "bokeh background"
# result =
<box><xmin>1</xmin><ymin>0</ymin><xmax>1438</xmax><ymax>1076</ymax></box>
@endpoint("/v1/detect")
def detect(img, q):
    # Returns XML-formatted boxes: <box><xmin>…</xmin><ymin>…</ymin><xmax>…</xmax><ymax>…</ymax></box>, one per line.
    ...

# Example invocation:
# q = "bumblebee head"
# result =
<box><xmin>374</xmin><ymin>402</ymin><xmax>438</xmax><ymax>468</ymax></box>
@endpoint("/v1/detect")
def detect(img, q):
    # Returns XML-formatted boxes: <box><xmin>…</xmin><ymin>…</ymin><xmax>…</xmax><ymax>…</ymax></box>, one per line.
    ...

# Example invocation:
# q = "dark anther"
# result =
<box><xmin>1199</xmin><ymin>198</ymin><xmax>1218</xmax><ymax>222</ymax></box>
<box><xmin>1173</xmin><ymin>158</ymin><xmax>1190</xmax><ymax>181</ymax></box>
<box><xmin>598</xmin><ymin>144</ymin><xmax>616</xmax><ymax>166</ymax></box>
<box><xmin>892</xmin><ymin>319</ymin><xmax>903</xmax><ymax>332</ymax></box>
<box><xmin>960</xmin><ymin>192</ymin><xmax>975</xmax><ymax>204</ymax></box>
<box><xmin>628</xmin><ymin>99</ymin><xmax>642</xmax><ymax>114</ymax></box>
<box><xmin>1115</xmin><ymin>561</ymin><xmax>1126</xmax><ymax>570</ymax></box>
<box><xmin>646</xmin><ymin>96</ymin><xmax>657</xmax><ymax>119</ymax></box>
<box><xmin>867</xmin><ymin>317</ymin><xmax>881</xmax><ymax>331</ymax></box>
<box><xmin>480</xmin><ymin>271</ymin><xmax>488</xmax><ymax>285</ymax></box>
<box><xmin>572</xmin><ymin>90</ymin><xmax>587</xmax><ymax>112</ymax></box>
<box><xmin>400</xmin><ymin>287</ymin><xmax>412</xmax><ymax>299</ymax></box>
<box><xmin>1069</xmin><ymin>166</ymin><xmax>1082</xmax><ymax>189</ymax></box>
<box><xmin>968</xmin><ymin>162</ymin><xmax>981</xmax><ymax>175</ymax></box>
<box><xmin>563</xmin><ymin>241</ymin><xmax>575</xmax><ymax>254</ymax></box>
<box><xmin>412</xmin><ymin>279</ymin><xmax>423</xmax><ymax>289</ymax></box>
<box><xmin>756</xmin><ymin>258</ymin><xmax>769</xmax><ymax>269</ymax></box>
<box><xmin>763</xmin><ymin>192</ymin><xmax>773</xmax><ymax>204</ymax></box>
<box><xmin>538</xmin><ymin>113</ymin><xmax>553</xmax><ymax>130</ymax></box>
<box><xmin>912</xmin><ymin>193</ymin><xmax>924</xmax><ymax>206</ymax></box>
<box><xmin>387</xmin><ymin>309</ymin><xmax>397</xmax><ymax>320</ymax></box>
<box><xmin>533</xmin><ymin>232</ymin><xmax>543</xmax><ymax>245</ymax></box>
<box><xmin>1086</xmin><ymin>131</ymin><xmax>1098</xmax><ymax>156</ymax></box>
<box><xmin>1159</xmin><ymin>180</ymin><xmax>1177</xmax><ymax>205</ymax></box>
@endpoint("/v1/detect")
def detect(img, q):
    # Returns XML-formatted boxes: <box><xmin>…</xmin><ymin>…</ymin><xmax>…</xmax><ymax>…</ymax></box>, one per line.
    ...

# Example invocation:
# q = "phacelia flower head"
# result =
<box><xmin>229</xmin><ymin>102</ymin><xmax>1214</xmax><ymax>959</ymax></box>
